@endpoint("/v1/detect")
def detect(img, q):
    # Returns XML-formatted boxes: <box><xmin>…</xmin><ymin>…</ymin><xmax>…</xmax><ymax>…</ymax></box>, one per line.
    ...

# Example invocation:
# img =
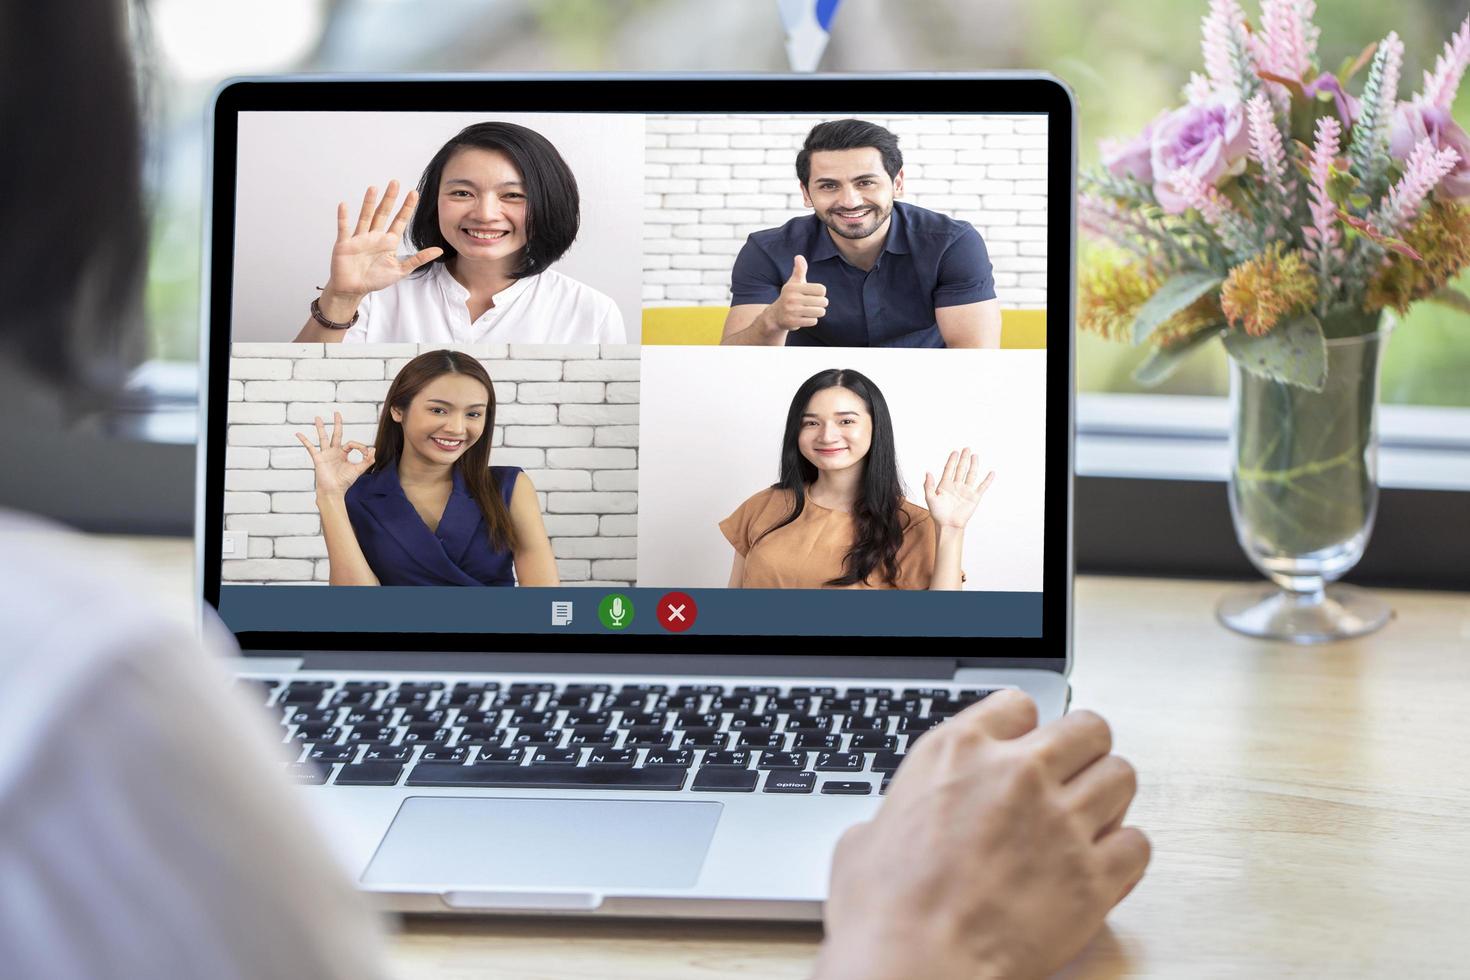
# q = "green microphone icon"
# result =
<box><xmin>598</xmin><ymin>593</ymin><xmax>634</xmax><ymax>630</ymax></box>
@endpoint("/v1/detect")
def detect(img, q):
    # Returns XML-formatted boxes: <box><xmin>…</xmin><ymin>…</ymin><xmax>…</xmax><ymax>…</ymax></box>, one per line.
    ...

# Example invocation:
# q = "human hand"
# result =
<box><xmin>295</xmin><ymin>412</ymin><xmax>375</xmax><ymax>497</ymax></box>
<box><xmin>817</xmin><ymin>691</ymin><xmax>1149</xmax><ymax>980</ymax></box>
<box><xmin>765</xmin><ymin>255</ymin><xmax>829</xmax><ymax>332</ymax></box>
<box><xmin>923</xmin><ymin>447</ymin><xmax>994</xmax><ymax>530</ymax></box>
<box><xmin>323</xmin><ymin>180</ymin><xmax>444</xmax><ymax>301</ymax></box>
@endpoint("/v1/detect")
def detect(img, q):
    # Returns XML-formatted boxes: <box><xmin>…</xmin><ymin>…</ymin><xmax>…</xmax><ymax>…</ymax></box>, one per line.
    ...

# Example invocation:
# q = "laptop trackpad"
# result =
<box><xmin>362</xmin><ymin>796</ymin><xmax>722</xmax><ymax>896</ymax></box>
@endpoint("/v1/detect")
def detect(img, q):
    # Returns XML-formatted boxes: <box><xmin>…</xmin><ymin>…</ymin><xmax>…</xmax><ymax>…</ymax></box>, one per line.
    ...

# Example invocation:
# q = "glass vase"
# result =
<box><xmin>1216</xmin><ymin>319</ymin><xmax>1393</xmax><ymax>643</ymax></box>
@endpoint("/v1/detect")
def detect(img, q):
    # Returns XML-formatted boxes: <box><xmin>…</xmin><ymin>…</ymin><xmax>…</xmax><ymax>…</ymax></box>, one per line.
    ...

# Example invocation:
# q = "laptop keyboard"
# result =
<box><xmin>239</xmin><ymin>678</ymin><xmax>1003</xmax><ymax>795</ymax></box>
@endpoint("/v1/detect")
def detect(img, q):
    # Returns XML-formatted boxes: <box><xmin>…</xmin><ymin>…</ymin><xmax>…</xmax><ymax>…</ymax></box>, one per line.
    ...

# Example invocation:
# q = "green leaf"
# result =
<box><xmin>1426</xmin><ymin>288</ymin><xmax>1470</xmax><ymax>315</ymax></box>
<box><xmin>1131</xmin><ymin>272</ymin><xmax>1223</xmax><ymax>345</ymax></box>
<box><xmin>1222</xmin><ymin>313</ymin><xmax>1328</xmax><ymax>392</ymax></box>
<box><xmin>1132</xmin><ymin>323</ymin><xmax>1223</xmax><ymax>386</ymax></box>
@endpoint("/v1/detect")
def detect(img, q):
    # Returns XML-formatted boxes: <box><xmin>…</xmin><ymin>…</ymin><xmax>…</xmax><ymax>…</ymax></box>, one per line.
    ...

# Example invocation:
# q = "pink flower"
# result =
<box><xmin>1303</xmin><ymin>72</ymin><xmax>1361</xmax><ymax>129</ymax></box>
<box><xmin>1414</xmin><ymin>15</ymin><xmax>1470</xmax><ymax>111</ymax></box>
<box><xmin>1169</xmin><ymin>167</ymin><xmax>1252</xmax><ymax>252</ymax></box>
<box><xmin>1375</xmin><ymin>138</ymin><xmax>1461</xmax><ymax>234</ymax></box>
<box><xmin>1150</xmin><ymin>98</ymin><xmax>1251</xmax><ymax>213</ymax></box>
<box><xmin>1303</xmin><ymin>115</ymin><xmax>1345</xmax><ymax>284</ymax></box>
<box><xmin>1099</xmin><ymin>111</ymin><xmax>1166</xmax><ymax>184</ymax></box>
<box><xmin>1258</xmin><ymin>0</ymin><xmax>1318</xmax><ymax>83</ymax></box>
<box><xmin>1389</xmin><ymin>102</ymin><xmax>1470</xmax><ymax>199</ymax></box>
<box><xmin>1201</xmin><ymin>0</ymin><xmax>1254</xmax><ymax>99</ymax></box>
<box><xmin>1246</xmin><ymin>94</ymin><xmax>1289</xmax><ymax>193</ymax></box>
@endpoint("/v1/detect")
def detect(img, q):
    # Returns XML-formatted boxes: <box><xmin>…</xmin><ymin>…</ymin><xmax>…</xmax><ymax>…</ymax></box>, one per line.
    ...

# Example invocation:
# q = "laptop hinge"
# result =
<box><xmin>269</xmin><ymin>651</ymin><xmax>963</xmax><ymax>680</ymax></box>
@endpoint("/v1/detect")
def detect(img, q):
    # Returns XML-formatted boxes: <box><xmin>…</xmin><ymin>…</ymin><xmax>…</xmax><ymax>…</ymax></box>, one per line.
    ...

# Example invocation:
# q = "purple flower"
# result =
<box><xmin>1303</xmin><ymin>73</ymin><xmax>1361</xmax><ymax>130</ymax></box>
<box><xmin>1390</xmin><ymin>103</ymin><xmax>1470</xmax><ymax>199</ymax></box>
<box><xmin>1100</xmin><ymin>111</ymin><xmax>1167</xmax><ymax>184</ymax></box>
<box><xmin>1150</xmin><ymin>98</ymin><xmax>1251</xmax><ymax>214</ymax></box>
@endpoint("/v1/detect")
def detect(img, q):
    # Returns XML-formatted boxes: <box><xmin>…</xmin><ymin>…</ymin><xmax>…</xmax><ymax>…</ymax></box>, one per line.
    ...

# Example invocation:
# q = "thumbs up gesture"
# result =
<box><xmin>767</xmin><ymin>255</ymin><xmax>829</xmax><ymax>332</ymax></box>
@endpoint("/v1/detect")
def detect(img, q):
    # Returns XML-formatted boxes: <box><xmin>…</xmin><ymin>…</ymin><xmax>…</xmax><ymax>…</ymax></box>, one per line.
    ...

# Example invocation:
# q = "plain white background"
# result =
<box><xmin>636</xmin><ymin>346</ymin><xmax>1047</xmax><ymax>591</ymax></box>
<box><xmin>231</xmin><ymin>111</ymin><xmax>644</xmax><ymax>342</ymax></box>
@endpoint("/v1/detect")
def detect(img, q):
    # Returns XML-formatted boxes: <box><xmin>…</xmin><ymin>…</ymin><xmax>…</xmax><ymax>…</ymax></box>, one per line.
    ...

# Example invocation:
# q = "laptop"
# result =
<box><xmin>200</xmin><ymin>74</ymin><xmax>1075</xmax><ymax>919</ymax></box>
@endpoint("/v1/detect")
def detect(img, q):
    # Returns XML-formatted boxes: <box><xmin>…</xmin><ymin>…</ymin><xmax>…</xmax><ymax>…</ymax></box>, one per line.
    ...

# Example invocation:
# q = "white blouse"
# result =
<box><xmin>342</xmin><ymin>262</ymin><xmax>626</xmax><ymax>344</ymax></box>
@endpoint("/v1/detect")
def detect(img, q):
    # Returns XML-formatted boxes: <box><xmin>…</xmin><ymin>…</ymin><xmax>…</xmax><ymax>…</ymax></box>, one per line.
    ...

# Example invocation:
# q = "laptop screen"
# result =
<box><xmin>205</xmin><ymin>78</ymin><xmax>1072</xmax><ymax>657</ymax></box>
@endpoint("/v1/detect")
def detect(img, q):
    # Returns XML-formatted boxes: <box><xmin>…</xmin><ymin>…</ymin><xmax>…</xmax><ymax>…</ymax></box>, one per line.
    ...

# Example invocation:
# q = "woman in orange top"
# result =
<box><xmin>721</xmin><ymin>368</ymin><xmax>994</xmax><ymax>590</ymax></box>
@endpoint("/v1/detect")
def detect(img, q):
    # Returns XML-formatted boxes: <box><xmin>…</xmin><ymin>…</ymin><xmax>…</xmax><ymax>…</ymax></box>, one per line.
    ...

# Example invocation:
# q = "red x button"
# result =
<box><xmin>657</xmin><ymin>591</ymin><xmax>697</xmax><ymax>632</ymax></box>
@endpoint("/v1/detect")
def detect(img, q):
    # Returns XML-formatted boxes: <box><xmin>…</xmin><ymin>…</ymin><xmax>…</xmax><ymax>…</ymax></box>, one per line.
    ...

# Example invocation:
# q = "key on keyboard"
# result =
<box><xmin>335</xmin><ymin>762</ymin><xmax>404</xmax><ymax>786</ymax></box>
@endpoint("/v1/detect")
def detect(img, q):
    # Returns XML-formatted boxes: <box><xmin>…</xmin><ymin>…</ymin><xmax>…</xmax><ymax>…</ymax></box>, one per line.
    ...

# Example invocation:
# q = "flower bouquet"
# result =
<box><xmin>1078</xmin><ymin>3</ymin><xmax>1470</xmax><ymax>642</ymax></box>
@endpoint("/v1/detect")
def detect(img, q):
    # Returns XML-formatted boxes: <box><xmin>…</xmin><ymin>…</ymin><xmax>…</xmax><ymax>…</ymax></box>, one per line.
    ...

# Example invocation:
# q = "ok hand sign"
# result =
<box><xmin>923</xmin><ymin>448</ymin><xmax>995</xmax><ymax>531</ymax></box>
<box><xmin>296</xmin><ymin>412</ymin><xmax>375</xmax><ymax>498</ymax></box>
<box><xmin>325</xmin><ymin>180</ymin><xmax>444</xmax><ymax>298</ymax></box>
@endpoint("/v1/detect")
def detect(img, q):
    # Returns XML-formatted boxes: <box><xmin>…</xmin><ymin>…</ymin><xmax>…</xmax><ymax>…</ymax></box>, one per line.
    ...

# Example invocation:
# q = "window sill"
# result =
<box><xmin>105</xmin><ymin>360</ymin><xmax>199</xmax><ymax>445</ymax></box>
<box><xmin>1078</xmin><ymin>393</ymin><xmax>1470</xmax><ymax>492</ymax></box>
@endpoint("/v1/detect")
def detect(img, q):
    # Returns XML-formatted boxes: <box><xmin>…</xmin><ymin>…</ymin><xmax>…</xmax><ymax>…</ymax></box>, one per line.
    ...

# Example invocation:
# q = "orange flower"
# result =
<box><xmin>1078</xmin><ymin>255</ymin><xmax>1154</xmax><ymax>341</ymax></box>
<box><xmin>1367</xmin><ymin>199</ymin><xmax>1470</xmax><ymax>313</ymax></box>
<box><xmin>1220</xmin><ymin>243</ymin><xmax>1316</xmax><ymax>335</ymax></box>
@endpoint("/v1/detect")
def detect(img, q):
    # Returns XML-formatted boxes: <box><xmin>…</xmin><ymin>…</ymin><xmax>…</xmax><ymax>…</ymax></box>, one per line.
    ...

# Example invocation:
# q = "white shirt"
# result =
<box><xmin>343</xmin><ymin>262</ymin><xmax>626</xmax><ymax>344</ymax></box>
<box><xmin>0</xmin><ymin>511</ymin><xmax>389</xmax><ymax>980</ymax></box>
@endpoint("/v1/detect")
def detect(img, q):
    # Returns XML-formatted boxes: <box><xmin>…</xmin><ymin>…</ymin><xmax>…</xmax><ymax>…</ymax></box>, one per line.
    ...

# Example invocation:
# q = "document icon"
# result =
<box><xmin>551</xmin><ymin>601</ymin><xmax>574</xmax><ymax>627</ymax></box>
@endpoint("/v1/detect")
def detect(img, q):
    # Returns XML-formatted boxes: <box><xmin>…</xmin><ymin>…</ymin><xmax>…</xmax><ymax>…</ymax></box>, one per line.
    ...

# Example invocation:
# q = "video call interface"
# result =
<box><xmin>217</xmin><ymin>109</ymin><xmax>1050</xmax><ymax>638</ymax></box>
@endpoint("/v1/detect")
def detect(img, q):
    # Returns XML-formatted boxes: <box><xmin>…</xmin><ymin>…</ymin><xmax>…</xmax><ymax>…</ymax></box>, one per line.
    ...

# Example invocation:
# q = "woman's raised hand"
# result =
<box><xmin>924</xmin><ymin>448</ymin><xmax>995</xmax><ymax>530</ymax></box>
<box><xmin>324</xmin><ymin>180</ymin><xmax>444</xmax><ymax>299</ymax></box>
<box><xmin>296</xmin><ymin>412</ymin><xmax>375</xmax><ymax>497</ymax></box>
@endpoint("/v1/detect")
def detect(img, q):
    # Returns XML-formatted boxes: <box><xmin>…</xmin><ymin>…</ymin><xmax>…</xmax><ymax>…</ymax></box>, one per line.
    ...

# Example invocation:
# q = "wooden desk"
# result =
<box><xmin>103</xmin><ymin>537</ymin><xmax>1470</xmax><ymax>977</ymax></box>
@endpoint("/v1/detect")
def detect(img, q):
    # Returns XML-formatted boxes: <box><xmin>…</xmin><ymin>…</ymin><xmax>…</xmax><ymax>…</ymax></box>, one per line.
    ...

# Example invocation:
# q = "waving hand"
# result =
<box><xmin>325</xmin><ymin>180</ymin><xmax>444</xmax><ymax>297</ymax></box>
<box><xmin>923</xmin><ymin>448</ymin><xmax>995</xmax><ymax>530</ymax></box>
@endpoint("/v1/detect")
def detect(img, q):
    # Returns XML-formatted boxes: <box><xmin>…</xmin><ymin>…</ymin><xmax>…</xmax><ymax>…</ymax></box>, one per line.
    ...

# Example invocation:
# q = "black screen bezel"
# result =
<box><xmin>203</xmin><ymin>74</ymin><xmax>1075</xmax><ymax>666</ymax></box>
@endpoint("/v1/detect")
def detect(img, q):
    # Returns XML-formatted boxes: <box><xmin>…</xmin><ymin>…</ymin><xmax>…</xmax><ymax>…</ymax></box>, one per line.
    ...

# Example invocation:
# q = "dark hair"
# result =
<box><xmin>756</xmin><ymin>369</ymin><xmax>912</xmax><ymax>587</ymax></box>
<box><xmin>409</xmin><ymin>122</ymin><xmax>580</xmax><ymax>280</ymax></box>
<box><xmin>371</xmin><ymin>351</ymin><xmax>517</xmax><ymax>552</ymax></box>
<box><xmin>0</xmin><ymin>0</ymin><xmax>148</xmax><ymax>401</ymax></box>
<box><xmin>795</xmin><ymin>119</ymin><xmax>903</xmax><ymax>187</ymax></box>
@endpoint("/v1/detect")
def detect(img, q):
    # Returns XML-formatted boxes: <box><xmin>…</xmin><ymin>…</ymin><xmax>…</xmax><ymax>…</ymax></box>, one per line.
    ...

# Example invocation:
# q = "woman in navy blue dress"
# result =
<box><xmin>295</xmin><ymin>350</ymin><xmax>558</xmax><ymax>586</ymax></box>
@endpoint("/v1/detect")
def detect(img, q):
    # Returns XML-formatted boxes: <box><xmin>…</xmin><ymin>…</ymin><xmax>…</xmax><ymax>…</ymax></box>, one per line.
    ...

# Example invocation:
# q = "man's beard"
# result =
<box><xmin>820</xmin><ymin>202</ymin><xmax>891</xmax><ymax>240</ymax></box>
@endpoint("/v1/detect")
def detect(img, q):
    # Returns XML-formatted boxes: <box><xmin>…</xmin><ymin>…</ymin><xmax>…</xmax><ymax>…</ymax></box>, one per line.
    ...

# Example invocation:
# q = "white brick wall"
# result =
<box><xmin>643</xmin><ymin>115</ymin><xmax>1049</xmax><ymax>309</ymax></box>
<box><xmin>224</xmin><ymin>343</ymin><xmax>639</xmax><ymax>586</ymax></box>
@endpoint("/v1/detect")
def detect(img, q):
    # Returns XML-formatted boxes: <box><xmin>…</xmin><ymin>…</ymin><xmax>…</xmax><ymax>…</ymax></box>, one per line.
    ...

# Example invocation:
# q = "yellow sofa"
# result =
<box><xmin>641</xmin><ymin>306</ymin><xmax>1047</xmax><ymax>348</ymax></box>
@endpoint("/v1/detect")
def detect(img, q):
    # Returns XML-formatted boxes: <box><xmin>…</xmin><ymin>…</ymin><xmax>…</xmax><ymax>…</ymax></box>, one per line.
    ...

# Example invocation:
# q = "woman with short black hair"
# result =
<box><xmin>294</xmin><ymin>121</ymin><xmax>624</xmax><ymax>344</ymax></box>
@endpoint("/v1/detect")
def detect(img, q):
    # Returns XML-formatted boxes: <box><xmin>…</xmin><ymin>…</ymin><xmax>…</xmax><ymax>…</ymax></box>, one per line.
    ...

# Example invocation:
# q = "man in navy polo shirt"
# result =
<box><xmin>720</xmin><ymin>118</ymin><xmax>1001</xmax><ymax>348</ymax></box>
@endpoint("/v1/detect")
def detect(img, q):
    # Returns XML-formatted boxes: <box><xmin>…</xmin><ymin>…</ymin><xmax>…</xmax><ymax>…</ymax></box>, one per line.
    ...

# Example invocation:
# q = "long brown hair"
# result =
<box><xmin>371</xmin><ymin>350</ymin><xmax>517</xmax><ymax>551</ymax></box>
